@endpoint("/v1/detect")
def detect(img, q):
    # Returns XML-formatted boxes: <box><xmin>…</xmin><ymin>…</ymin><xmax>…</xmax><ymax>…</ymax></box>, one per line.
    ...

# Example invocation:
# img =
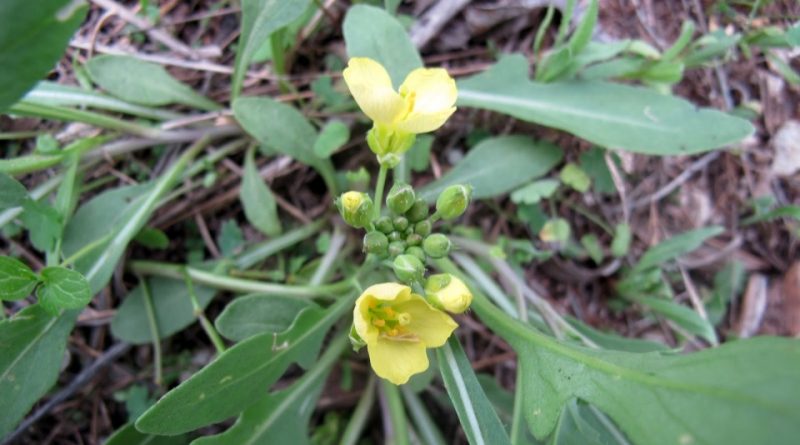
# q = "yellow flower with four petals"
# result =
<box><xmin>353</xmin><ymin>282</ymin><xmax>457</xmax><ymax>385</ymax></box>
<box><xmin>343</xmin><ymin>57</ymin><xmax>457</xmax><ymax>165</ymax></box>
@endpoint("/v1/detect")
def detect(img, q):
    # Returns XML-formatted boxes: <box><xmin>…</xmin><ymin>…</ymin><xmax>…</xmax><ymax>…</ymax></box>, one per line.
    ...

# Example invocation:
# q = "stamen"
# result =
<box><xmin>373</xmin><ymin>319</ymin><xmax>385</xmax><ymax>327</ymax></box>
<box><xmin>397</xmin><ymin>312</ymin><xmax>411</xmax><ymax>326</ymax></box>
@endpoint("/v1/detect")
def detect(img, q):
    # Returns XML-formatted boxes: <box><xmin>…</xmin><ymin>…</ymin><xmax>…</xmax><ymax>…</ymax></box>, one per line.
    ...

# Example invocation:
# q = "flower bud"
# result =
<box><xmin>405</xmin><ymin>246</ymin><xmax>426</xmax><ymax>261</ymax></box>
<box><xmin>363</xmin><ymin>231</ymin><xmax>388</xmax><ymax>256</ymax></box>
<box><xmin>425</xmin><ymin>274</ymin><xmax>472</xmax><ymax>314</ymax></box>
<box><xmin>386</xmin><ymin>182</ymin><xmax>416</xmax><ymax>215</ymax></box>
<box><xmin>435</xmin><ymin>184</ymin><xmax>471</xmax><ymax>220</ymax></box>
<box><xmin>405</xmin><ymin>199</ymin><xmax>429</xmax><ymax>223</ymax></box>
<box><xmin>406</xmin><ymin>233</ymin><xmax>423</xmax><ymax>246</ymax></box>
<box><xmin>375</xmin><ymin>216</ymin><xmax>394</xmax><ymax>234</ymax></box>
<box><xmin>367</xmin><ymin>125</ymin><xmax>416</xmax><ymax>168</ymax></box>
<box><xmin>393</xmin><ymin>216</ymin><xmax>409</xmax><ymax>232</ymax></box>
<box><xmin>423</xmin><ymin>233</ymin><xmax>451</xmax><ymax>259</ymax></box>
<box><xmin>414</xmin><ymin>220</ymin><xmax>432</xmax><ymax>237</ymax></box>
<box><xmin>388</xmin><ymin>241</ymin><xmax>406</xmax><ymax>257</ymax></box>
<box><xmin>392</xmin><ymin>254</ymin><xmax>425</xmax><ymax>283</ymax></box>
<box><xmin>336</xmin><ymin>191</ymin><xmax>373</xmax><ymax>228</ymax></box>
<box><xmin>388</xmin><ymin>231</ymin><xmax>403</xmax><ymax>242</ymax></box>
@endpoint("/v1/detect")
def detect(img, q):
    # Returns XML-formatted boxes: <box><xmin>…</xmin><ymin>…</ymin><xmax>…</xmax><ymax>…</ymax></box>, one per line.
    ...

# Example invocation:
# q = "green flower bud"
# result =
<box><xmin>405</xmin><ymin>199</ymin><xmax>429</xmax><ymax>223</ymax></box>
<box><xmin>404</xmin><ymin>227</ymin><xmax>414</xmax><ymax>236</ymax></box>
<box><xmin>393</xmin><ymin>216</ymin><xmax>409</xmax><ymax>232</ymax></box>
<box><xmin>386</xmin><ymin>182</ymin><xmax>416</xmax><ymax>215</ymax></box>
<box><xmin>423</xmin><ymin>233</ymin><xmax>451</xmax><ymax>258</ymax></box>
<box><xmin>414</xmin><ymin>220</ymin><xmax>432</xmax><ymax>237</ymax></box>
<box><xmin>375</xmin><ymin>216</ymin><xmax>394</xmax><ymax>234</ymax></box>
<box><xmin>425</xmin><ymin>274</ymin><xmax>473</xmax><ymax>314</ymax></box>
<box><xmin>336</xmin><ymin>191</ymin><xmax>373</xmax><ymax>228</ymax></box>
<box><xmin>405</xmin><ymin>246</ymin><xmax>426</xmax><ymax>261</ymax></box>
<box><xmin>367</xmin><ymin>124</ymin><xmax>416</xmax><ymax>168</ymax></box>
<box><xmin>435</xmin><ymin>184</ymin><xmax>471</xmax><ymax>220</ymax></box>
<box><xmin>388</xmin><ymin>241</ymin><xmax>406</xmax><ymax>257</ymax></box>
<box><xmin>392</xmin><ymin>254</ymin><xmax>425</xmax><ymax>283</ymax></box>
<box><xmin>363</xmin><ymin>231</ymin><xmax>388</xmax><ymax>255</ymax></box>
<box><xmin>406</xmin><ymin>233</ymin><xmax>423</xmax><ymax>246</ymax></box>
<box><xmin>388</xmin><ymin>231</ymin><xmax>403</xmax><ymax>242</ymax></box>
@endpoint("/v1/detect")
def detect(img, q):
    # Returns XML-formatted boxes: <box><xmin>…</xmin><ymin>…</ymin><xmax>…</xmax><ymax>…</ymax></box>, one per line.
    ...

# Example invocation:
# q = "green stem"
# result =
<box><xmin>309</xmin><ymin>226</ymin><xmax>345</xmax><ymax>286</ymax></box>
<box><xmin>10</xmin><ymin>101</ymin><xmax>162</xmax><ymax>138</ymax></box>
<box><xmin>183</xmin><ymin>270</ymin><xmax>227</xmax><ymax>354</ymax></box>
<box><xmin>129</xmin><ymin>260</ymin><xmax>354</xmax><ymax>298</ymax></box>
<box><xmin>510</xmin><ymin>364</ymin><xmax>526</xmax><ymax>445</ymax></box>
<box><xmin>340</xmin><ymin>376</ymin><xmax>377</xmax><ymax>445</ymax></box>
<box><xmin>401</xmin><ymin>386</ymin><xmax>447</xmax><ymax>445</ymax></box>
<box><xmin>235</xmin><ymin>219</ymin><xmax>325</xmax><ymax>269</ymax></box>
<box><xmin>139</xmin><ymin>276</ymin><xmax>163</xmax><ymax>386</ymax></box>
<box><xmin>381</xmin><ymin>379</ymin><xmax>410</xmax><ymax>445</ymax></box>
<box><xmin>373</xmin><ymin>163</ymin><xmax>389</xmax><ymax>220</ymax></box>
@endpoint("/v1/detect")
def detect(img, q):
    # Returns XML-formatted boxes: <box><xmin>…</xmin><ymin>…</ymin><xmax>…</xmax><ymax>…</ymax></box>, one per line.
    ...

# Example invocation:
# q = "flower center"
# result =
<box><xmin>368</xmin><ymin>302</ymin><xmax>417</xmax><ymax>341</ymax></box>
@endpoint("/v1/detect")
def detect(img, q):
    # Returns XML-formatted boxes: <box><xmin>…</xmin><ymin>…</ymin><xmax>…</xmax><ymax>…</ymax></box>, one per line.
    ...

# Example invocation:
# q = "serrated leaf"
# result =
<box><xmin>111</xmin><ymin>277</ymin><xmax>216</xmax><ymax>344</ymax></box>
<box><xmin>343</xmin><ymin>4</ymin><xmax>422</xmax><ymax>86</ymax></box>
<box><xmin>634</xmin><ymin>226</ymin><xmax>724</xmax><ymax>272</ymax></box>
<box><xmin>215</xmin><ymin>294</ymin><xmax>314</xmax><ymax>342</ymax></box>
<box><xmin>0</xmin><ymin>306</ymin><xmax>77</xmax><ymax>438</ymax></box>
<box><xmin>470</xmin><ymin>293</ymin><xmax>800</xmax><ymax>445</ymax></box>
<box><xmin>135</xmin><ymin>294</ymin><xmax>353</xmax><ymax>435</ymax></box>
<box><xmin>510</xmin><ymin>179</ymin><xmax>560</xmax><ymax>205</ymax></box>
<box><xmin>312</xmin><ymin>120</ymin><xmax>350</xmax><ymax>158</ymax></box>
<box><xmin>419</xmin><ymin>135</ymin><xmax>563</xmax><ymax>201</ymax></box>
<box><xmin>436</xmin><ymin>337</ymin><xmax>512</xmax><ymax>445</ymax></box>
<box><xmin>0</xmin><ymin>0</ymin><xmax>88</xmax><ymax>111</ymax></box>
<box><xmin>231</xmin><ymin>0</ymin><xmax>311</xmax><ymax>97</ymax></box>
<box><xmin>38</xmin><ymin>266</ymin><xmax>91</xmax><ymax>313</ymax></box>
<box><xmin>192</xmin><ymin>334</ymin><xmax>347</xmax><ymax>445</ymax></box>
<box><xmin>0</xmin><ymin>256</ymin><xmax>39</xmax><ymax>301</ymax></box>
<box><xmin>457</xmin><ymin>55</ymin><xmax>753</xmax><ymax>155</ymax></box>
<box><xmin>0</xmin><ymin>173</ymin><xmax>27</xmax><ymax>210</ymax></box>
<box><xmin>86</xmin><ymin>55</ymin><xmax>220</xmax><ymax>110</ymax></box>
<box><xmin>241</xmin><ymin>149</ymin><xmax>282</xmax><ymax>237</ymax></box>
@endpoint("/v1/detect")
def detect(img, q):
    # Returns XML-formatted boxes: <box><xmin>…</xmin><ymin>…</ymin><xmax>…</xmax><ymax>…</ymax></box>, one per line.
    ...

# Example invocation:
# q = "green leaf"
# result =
<box><xmin>610</xmin><ymin>223</ymin><xmax>631</xmax><ymax>258</ymax></box>
<box><xmin>217</xmin><ymin>220</ymin><xmax>245</xmax><ymax>257</ymax></box>
<box><xmin>707</xmin><ymin>261</ymin><xmax>745</xmax><ymax>326</ymax></box>
<box><xmin>231</xmin><ymin>0</ymin><xmax>311</xmax><ymax>98</ymax></box>
<box><xmin>0</xmin><ymin>173</ymin><xmax>28</xmax><ymax>210</ymax></box>
<box><xmin>343</xmin><ymin>4</ymin><xmax>422</xmax><ymax>86</ymax></box>
<box><xmin>742</xmin><ymin>204</ymin><xmax>800</xmax><ymax>225</ymax></box>
<box><xmin>134</xmin><ymin>227</ymin><xmax>170</xmax><ymax>250</ymax></box>
<box><xmin>551</xmin><ymin>400</ymin><xmax>629</xmax><ymax>445</ymax></box>
<box><xmin>192</xmin><ymin>334</ymin><xmax>347</xmax><ymax>445</ymax></box>
<box><xmin>419</xmin><ymin>135</ymin><xmax>563</xmax><ymax>201</ymax></box>
<box><xmin>20</xmin><ymin>199</ymin><xmax>62</xmax><ymax>253</ymax></box>
<box><xmin>436</xmin><ymin>337</ymin><xmax>512</xmax><ymax>445</ymax></box>
<box><xmin>241</xmin><ymin>149</ymin><xmax>282</xmax><ymax>237</ymax></box>
<box><xmin>85</xmin><ymin>55</ymin><xmax>221</xmax><ymax>111</ymax></box>
<box><xmin>568</xmin><ymin>0</ymin><xmax>599</xmax><ymax>56</ymax></box>
<box><xmin>636</xmin><ymin>296</ymin><xmax>717</xmax><ymax>344</ymax></box>
<box><xmin>559</xmin><ymin>163</ymin><xmax>591</xmax><ymax>193</ymax></box>
<box><xmin>215</xmin><ymin>294</ymin><xmax>314</xmax><ymax>342</ymax></box>
<box><xmin>634</xmin><ymin>226</ymin><xmax>723</xmax><ymax>272</ymax></box>
<box><xmin>407</xmin><ymin>135</ymin><xmax>434</xmax><ymax>172</ymax></box>
<box><xmin>565</xmin><ymin>316</ymin><xmax>668</xmax><ymax>353</ymax></box>
<box><xmin>0</xmin><ymin>306</ymin><xmax>77</xmax><ymax>438</ymax></box>
<box><xmin>233</xmin><ymin>97</ymin><xmax>337</xmax><ymax>192</ymax></box>
<box><xmin>135</xmin><ymin>294</ymin><xmax>353</xmax><ymax>435</ymax></box>
<box><xmin>0</xmin><ymin>0</ymin><xmax>88</xmax><ymax>111</ymax></box>
<box><xmin>111</xmin><ymin>277</ymin><xmax>216</xmax><ymax>344</ymax></box>
<box><xmin>0</xmin><ymin>256</ymin><xmax>39</xmax><ymax>301</ymax></box>
<box><xmin>457</xmin><ymin>55</ymin><xmax>753</xmax><ymax>155</ymax></box>
<box><xmin>470</xmin><ymin>293</ymin><xmax>800</xmax><ymax>445</ymax></box>
<box><xmin>106</xmin><ymin>423</ymin><xmax>188</xmax><ymax>445</ymax></box>
<box><xmin>540</xmin><ymin>218</ymin><xmax>571</xmax><ymax>243</ymax></box>
<box><xmin>510</xmin><ymin>179</ymin><xmax>560</xmax><ymax>205</ymax></box>
<box><xmin>37</xmin><ymin>266</ymin><xmax>91</xmax><ymax>313</ymax></box>
<box><xmin>579</xmin><ymin>147</ymin><xmax>616</xmax><ymax>194</ymax></box>
<box><xmin>580</xmin><ymin>234</ymin><xmax>603</xmax><ymax>264</ymax></box>
<box><xmin>312</xmin><ymin>120</ymin><xmax>350</xmax><ymax>158</ymax></box>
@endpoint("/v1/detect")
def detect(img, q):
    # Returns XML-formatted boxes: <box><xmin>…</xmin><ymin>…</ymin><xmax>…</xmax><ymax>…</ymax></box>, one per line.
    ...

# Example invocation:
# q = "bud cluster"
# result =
<box><xmin>336</xmin><ymin>183</ymin><xmax>472</xmax><ymax>285</ymax></box>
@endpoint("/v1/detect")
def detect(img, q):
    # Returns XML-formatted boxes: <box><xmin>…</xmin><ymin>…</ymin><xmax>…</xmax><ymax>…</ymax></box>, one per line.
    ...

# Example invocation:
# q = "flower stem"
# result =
<box><xmin>183</xmin><ymin>269</ymin><xmax>227</xmax><ymax>354</ymax></box>
<box><xmin>340</xmin><ymin>376</ymin><xmax>377</xmax><ymax>445</ymax></box>
<box><xmin>139</xmin><ymin>276</ymin><xmax>163</xmax><ymax>386</ymax></box>
<box><xmin>374</xmin><ymin>163</ymin><xmax>389</xmax><ymax>220</ymax></box>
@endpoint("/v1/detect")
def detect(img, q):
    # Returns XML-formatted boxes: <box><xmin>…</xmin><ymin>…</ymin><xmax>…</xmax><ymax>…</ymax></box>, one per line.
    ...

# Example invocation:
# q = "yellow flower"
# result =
<box><xmin>343</xmin><ymin>57</ymin><xmax>457</xmax><ymax>166</ymax></box>
<box><xmin>353</xmin><ymin>282</ymin><xmax>457</xmax><ymax>384</ymax></box>
<box><xmin>425</xmin><ymin>274</ymin><xmax>473</xmax><ymax>314</ymax></box>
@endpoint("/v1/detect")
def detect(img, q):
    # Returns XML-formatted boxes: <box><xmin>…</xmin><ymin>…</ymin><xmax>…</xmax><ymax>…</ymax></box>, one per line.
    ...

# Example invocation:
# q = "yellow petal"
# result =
<box><xmin>394</xmin><ymin>107</ymin><xmax>456</xmax><ymax>134</ymax></box>
<box><xmin>399</xmin><ymin>67</ymin><xmax>458</xmax><ymax>114</ymax></box>
<box><xmin>343</xmin><ymin>58</ymin><xmax>405</xmax><ymax>124</ymax></box>
<box><xmin>368</xmin><ymin>338</ymin><xmax>429</xmax><ymax>385</ymax></box>
<box><xmin>364</xmin><ymin>282</ymin><xmax>411</xmax><ymax>302</ymax></box>
<box><xmin>395</xmin><ymin>296</ymin><xmax>458</xmax><ymax>347</ymax></box>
